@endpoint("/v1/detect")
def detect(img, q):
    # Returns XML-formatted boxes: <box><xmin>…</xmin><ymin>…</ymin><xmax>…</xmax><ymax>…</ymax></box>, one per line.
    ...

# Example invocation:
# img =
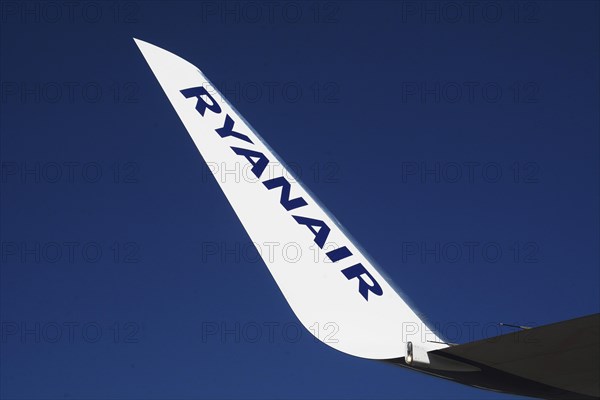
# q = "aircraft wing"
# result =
<box><xmin>387</xmin><ymin>313</ymin><xmax>600</xmax><ymax>399</ymax></box>
<box><xmin>134</xmin><ymin>38</ymin><xmax>599</xmax><ymax>399</ymax></box>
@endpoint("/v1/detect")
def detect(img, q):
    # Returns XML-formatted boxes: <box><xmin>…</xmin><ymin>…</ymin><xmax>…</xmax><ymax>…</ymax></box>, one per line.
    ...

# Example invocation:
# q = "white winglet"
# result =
<box><xmin>134</xmin><ymin>38</ymin><xmax>447</xmax><ymax>359</ymax></box>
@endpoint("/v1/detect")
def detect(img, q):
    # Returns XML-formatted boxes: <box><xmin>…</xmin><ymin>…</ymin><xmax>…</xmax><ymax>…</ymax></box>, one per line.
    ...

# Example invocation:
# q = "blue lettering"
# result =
<box><xmin>216</xmin><ymin>115</ymin><xmax>253</xmax><ymax>144</ymax></box>
<box><xmin>182</xmin><ymin>85</ymin><xmax>381</xmax><ymax>302</ymax></box>
<box><xmin>326</xmin><ymin>246</ymin><xmax>352</xmax><ymax>262</ymax></box>
<box><xmin>292</xmin><ymin>216</ymin><xmax>330</xmax><ymax>248</ymax></box>
<box><xmin>341</xmin><ymin>263</ymin><xmax>383</xmax><ymax>301</ymax></box>
<box><xmin>263</xmin><ymin>177</ymin><xmax>307</xmax><ymax>211</ymax></box>
<box><xmin>231</xmin><ymin>147</ymin><xmax>269</xmax><ymax>179</ymax></box>
<box><xmin>180</xmin><ymin>86</ymin><xmax>222</xmax><ymax>116</ymax></box>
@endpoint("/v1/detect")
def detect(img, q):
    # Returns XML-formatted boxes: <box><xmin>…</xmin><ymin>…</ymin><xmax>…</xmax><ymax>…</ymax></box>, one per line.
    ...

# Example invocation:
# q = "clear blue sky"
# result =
<box><xmin>1</xmin><ymin>1</ymin><xmax>598</xmax><ymax>399</ymax></box>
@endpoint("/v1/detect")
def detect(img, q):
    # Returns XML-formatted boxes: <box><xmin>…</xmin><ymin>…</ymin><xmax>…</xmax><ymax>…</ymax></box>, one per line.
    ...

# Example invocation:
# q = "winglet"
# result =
<box><xmin>134</xmin><ymin>38</ymin><xmax>447</xmax><ymax>359</ymax></box>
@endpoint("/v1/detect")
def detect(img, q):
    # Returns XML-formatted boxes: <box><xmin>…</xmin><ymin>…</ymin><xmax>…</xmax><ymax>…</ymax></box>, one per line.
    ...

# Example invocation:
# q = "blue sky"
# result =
<box><xmin>1</xmin><ymin>1</ymin><xmax>599</xmax><ymax>399</ymax></box>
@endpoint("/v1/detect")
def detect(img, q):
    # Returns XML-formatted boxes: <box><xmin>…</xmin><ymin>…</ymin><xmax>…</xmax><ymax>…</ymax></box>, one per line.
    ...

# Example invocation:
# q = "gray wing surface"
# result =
<box><xmin>387</xmin><ymin>313</ymin><xmax>600</xmax><ymax>399</ymax></box>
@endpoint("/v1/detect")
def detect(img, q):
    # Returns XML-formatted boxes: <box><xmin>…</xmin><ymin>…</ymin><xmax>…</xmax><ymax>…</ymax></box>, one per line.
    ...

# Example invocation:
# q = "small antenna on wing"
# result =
<box><xmin>499</xmin><ymin>323</ymin><xmax>532</xmax><ymax>330</ymax></box>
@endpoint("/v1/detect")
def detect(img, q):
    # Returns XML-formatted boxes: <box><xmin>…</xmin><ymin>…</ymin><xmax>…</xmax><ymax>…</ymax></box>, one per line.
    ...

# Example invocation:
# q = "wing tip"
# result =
<box><xmin>133</xmin><ymin>37</ymin><xmax>152</xmax><ymax>50</ymax></box>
